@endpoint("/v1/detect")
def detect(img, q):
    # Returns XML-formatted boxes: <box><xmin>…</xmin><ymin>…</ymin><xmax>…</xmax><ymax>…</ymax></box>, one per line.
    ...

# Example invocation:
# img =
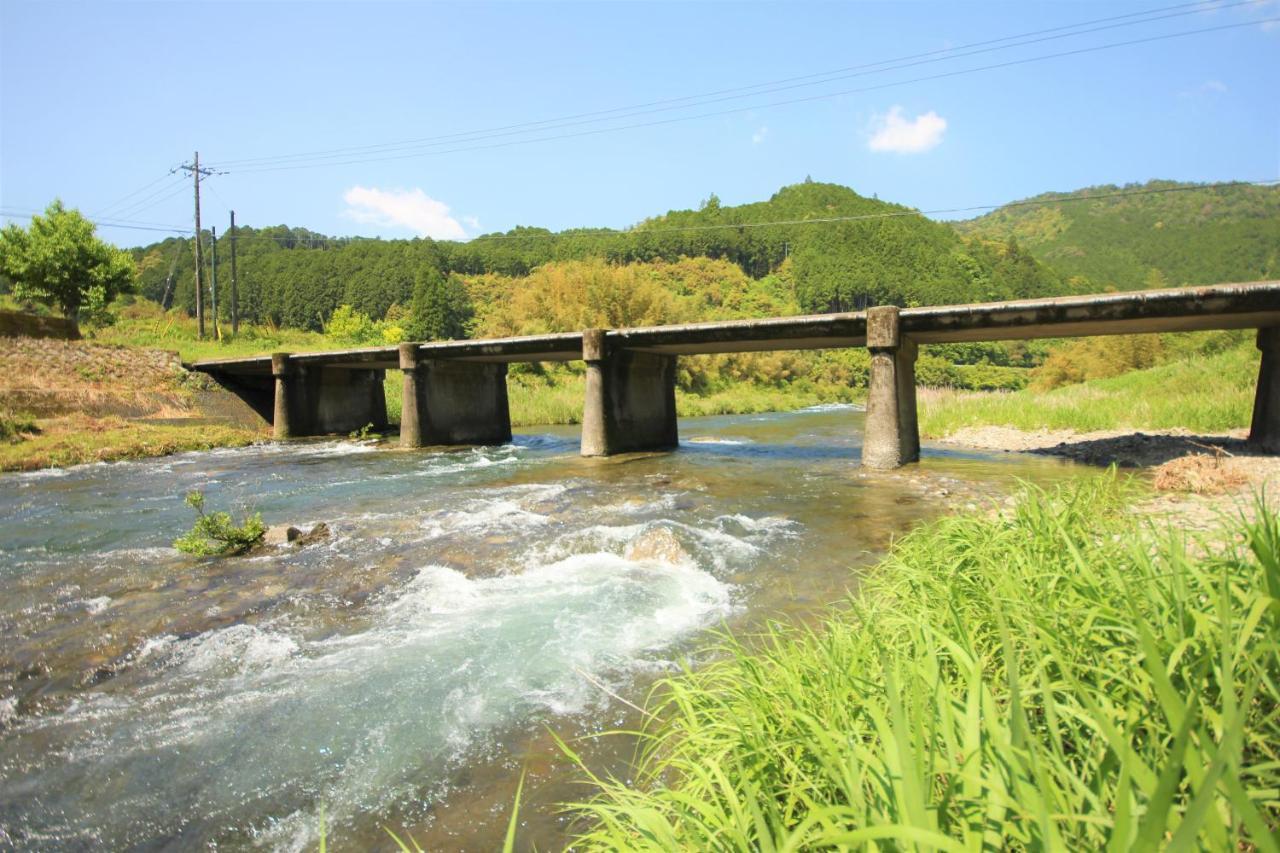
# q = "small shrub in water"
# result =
<box><xmin>173</xmin><ymin>490</ymin><xmax>265</xmax><ymax>556</ymax></box>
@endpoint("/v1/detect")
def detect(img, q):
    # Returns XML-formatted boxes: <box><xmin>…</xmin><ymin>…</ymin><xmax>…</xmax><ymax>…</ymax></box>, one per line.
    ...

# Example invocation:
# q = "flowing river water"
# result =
<box><xmin>0</xmin><ymin>406</ymin><xmax>1081</xmax><ymax>850</ymax></box>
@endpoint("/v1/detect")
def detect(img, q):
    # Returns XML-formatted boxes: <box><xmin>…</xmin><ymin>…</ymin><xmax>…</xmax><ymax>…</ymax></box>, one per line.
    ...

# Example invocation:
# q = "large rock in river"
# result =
<box><xmin>624</xmin><ymin>527</ymin><xmax>691</xmax><ymax>565</ymax></box>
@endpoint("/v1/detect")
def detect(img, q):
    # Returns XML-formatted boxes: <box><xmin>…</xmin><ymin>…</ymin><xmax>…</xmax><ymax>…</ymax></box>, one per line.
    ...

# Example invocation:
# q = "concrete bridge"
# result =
<box><xmin>192</xmin><ymin>281</ymin><xmax>1280</xmax><ymax>468</ymax></box>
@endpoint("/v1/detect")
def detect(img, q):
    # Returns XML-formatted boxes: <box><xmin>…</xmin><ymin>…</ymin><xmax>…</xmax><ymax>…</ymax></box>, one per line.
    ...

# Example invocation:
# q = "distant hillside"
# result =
<box><xmin>130</xmin><ymin>181</ymin><xmax>1066</xmax><ymax>332</ymax></box>
<box><xmin>954</xmin><ymin>180</ymin><xmax>1280</xmax><ymax>289</ymax></box>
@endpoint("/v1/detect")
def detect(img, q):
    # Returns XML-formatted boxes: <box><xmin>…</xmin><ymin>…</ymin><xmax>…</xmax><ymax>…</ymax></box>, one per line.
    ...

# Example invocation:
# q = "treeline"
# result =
<box><xmin>130</xmin><ymin>181</ymin><xmax>1072</xmax><ymax>334</ymax></box>
<box><xmin>956</xmin><ymin>179</ymin><xmax>1280</xmax><ymax>289</ymax></box>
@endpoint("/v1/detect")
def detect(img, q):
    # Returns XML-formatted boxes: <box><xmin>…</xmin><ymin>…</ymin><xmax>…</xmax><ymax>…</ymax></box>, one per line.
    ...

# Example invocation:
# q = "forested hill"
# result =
<box><xmin>954</xmin><ymin>180</ymin><xmax>1280</xmax><ymax>290</ymax></box>
<box><xmin>131</xmin><ymin>181</ymin><xmax>1068</xmax><ymax>333</ymax></box>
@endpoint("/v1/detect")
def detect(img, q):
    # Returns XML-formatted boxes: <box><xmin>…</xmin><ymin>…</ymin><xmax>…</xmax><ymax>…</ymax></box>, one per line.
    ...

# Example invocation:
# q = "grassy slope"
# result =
<box><xmin>567</xmin><ymin>475</ymin><xmax>1280</xmax><ymax>849</ymax></box>
<box><xmin>920</xmin><ymin>344</ymin><xmax>1259</xmax><ymax>437</ymax></box>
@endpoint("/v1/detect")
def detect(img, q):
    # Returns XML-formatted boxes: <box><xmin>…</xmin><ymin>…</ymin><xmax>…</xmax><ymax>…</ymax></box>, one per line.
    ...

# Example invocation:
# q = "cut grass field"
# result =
<box><xmin>920</xmin><ymin>344</ymin><xmax>1259</xmax><ymax>438</ymax></box>
<box><xmin>564</xmin><ymin>475</ymin><xmax>1280</xmax><ymax>849</ymax></box>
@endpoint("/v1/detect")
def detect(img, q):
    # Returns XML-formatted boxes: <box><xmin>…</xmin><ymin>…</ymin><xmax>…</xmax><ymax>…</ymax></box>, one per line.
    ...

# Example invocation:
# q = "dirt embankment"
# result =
<box><xmin>0</xmin><ymin>337</ymin><xmax>268</xmax><ymax>471</ymax></box>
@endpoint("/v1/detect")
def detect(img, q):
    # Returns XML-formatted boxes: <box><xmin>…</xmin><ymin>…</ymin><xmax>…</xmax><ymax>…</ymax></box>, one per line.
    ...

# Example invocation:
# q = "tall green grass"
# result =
<box><xmin>566</xmin><ymin>475</ymin><xmax>1280</xmax><ymax>849</ymax></box>
<box><xmin>921</xmin><ymin>345</ymin><xmax>1259</xmax><ymax>437</ymax></box>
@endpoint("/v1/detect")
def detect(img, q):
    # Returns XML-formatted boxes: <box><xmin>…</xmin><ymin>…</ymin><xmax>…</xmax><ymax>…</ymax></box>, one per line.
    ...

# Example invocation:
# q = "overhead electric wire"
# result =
<box><xmin>210</xmin><ymin>178</ymin><xmax>1280</xmax><ymax>248</ymax></box>
<box><xmin>220</xmin><ymin>16</ymin><xmax>1279</xmax><ymax>175</ymax></box>
<box><xmin>209</xmin><ymin>0</ymin><xmax>1263</xmax><ymax>171</ymax></box>
<box><xmin>108</xmin><ymin>175</ymin><xmax>192</xmax><ymax>221</ymax></box>
<box><xmin>0</xmin><ymin>206</ymin><xmax>192</xmax><ymax>235</ymax></box>
<box><xmin>92</xmin><ymin>170</ymin><xmax>180</xmax><ymax>218</ymax></box>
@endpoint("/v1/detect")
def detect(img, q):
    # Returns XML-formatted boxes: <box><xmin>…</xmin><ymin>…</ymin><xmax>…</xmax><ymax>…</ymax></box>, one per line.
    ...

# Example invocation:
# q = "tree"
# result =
<box><xmin>405</xmin><ymin>267</ymin><xmax>471</xmax><ymax>341</ymax></box>
<box><xmin>0</xmin><ymin>200</ymin><xmax>135</xmax><ymax>318</ymax></box>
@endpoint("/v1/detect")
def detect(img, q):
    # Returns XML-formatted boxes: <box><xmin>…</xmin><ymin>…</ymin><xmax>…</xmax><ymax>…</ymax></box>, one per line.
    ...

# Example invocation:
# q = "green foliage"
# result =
<box><xmin>0</xmin><ymin>200</ymin><xmax>136</xmax><ymax>319</ymax></box>
<box><xmin>173</xmin><ymin>490</ymin><xmax>265</xmax><ymax>556</ymax></box>
<box><xmin>921</xmin><ymin>342</ymin><xmax>1259</xmax><ymax>437</ymax></box>
<box><xmin>128</xmin><ymin>182</ymin><xmax>1067</xmax><ymax>333</ymax></box>
<box><xmin>566</xmin><ymin>476</ymin><xmax>1280</xmax><ymax>850</ymax></box>
<box><xmin>348</xmin><ymin>422</ymin><xmax>376</xmax><ymax>440</ymax></box>
<box><xmin>0</xmin><ymin>411</ymin><xmax>39</xmax><ymax>442</ymax></box>
<box><xmin>405</xmin><ymin>267</ymin><xmax>471</xmax><ymax>341</ymax></box>
<box><xmin>957</xmin><ymin>179</ymin><xmax>1280</xmax><ymax>289</ymax></box>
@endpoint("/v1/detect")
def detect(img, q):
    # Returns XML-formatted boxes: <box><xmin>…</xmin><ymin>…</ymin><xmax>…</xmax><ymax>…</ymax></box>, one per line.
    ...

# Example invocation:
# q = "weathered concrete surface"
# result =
<box><xmin>400</xmin><ymin>346</ymin><xmax>511</xmax><ymax>447</ymax></box>
<box><xmin>581</xmin><ymin>329</ymin><xmax>678</xmax><ymax>457</ymax></box>
<box><xmin>861</xmin><ymin>307</ymin><xmax>920</xmax><ymax>469</ymax></box>
<box><xmin>271</xmin><ymin>352</ymin><xmax>387</xmax><ymax>439</ymax></box>
<box><xmin>190</xmin><ymin>281</ymin><xmax>1280</xmax><ymax>464</ymax></box>
<box><xmin>194</xmin><ymin>282</ymin><xmax>1280</xmax><ymax>375</ymax></box>
<box><xmin>1249</xmin><ymin>327</ymin><xmax>1280</xmax><ymax>453</ymax></box>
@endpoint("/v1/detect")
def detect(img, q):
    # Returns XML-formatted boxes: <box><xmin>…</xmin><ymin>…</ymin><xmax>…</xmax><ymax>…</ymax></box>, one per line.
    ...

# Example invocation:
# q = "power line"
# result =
<box><xmin>0</xmin><ymin>207</ymin><xmax>192</xmax><ymax>234</ymax></box>
<box><xmin>208</xmin><ymin>0</ymin><xmax>1263</xmax><ymax>171</ymax></box>
<box><xmin>92</xmin><ymin>170</ymin><xmax>180</xmax><ymax>218</ymax></box>
<box><xmin>109</xmin><ymin>177</ymin><xmax>193</xmax><ymax>221</ymax></box>
<box><xmin>205</xmin><ymin>178</ymin><xmax>1280</xmax><ymax>247</ymax></box>
<box><xmin>220</xmin><ymin>16</ymin><xmax>1279</xmax><ymax>175</ymax></box>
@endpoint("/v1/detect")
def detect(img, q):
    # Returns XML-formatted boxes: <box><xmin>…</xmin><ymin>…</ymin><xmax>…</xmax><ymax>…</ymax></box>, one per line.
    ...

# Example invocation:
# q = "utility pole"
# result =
<box><xmin>178</xmin><ymin>152</ymin><xmax>216</xmax><ymax>339</ymax></box>
<box><xmin>229</xmin><ymin>210</ymin><xmax>239</xmax><ymax>333</ymax></box>
<box><xmin>210</xmin><ymin>226</ymin><xmax>220</xmax><ymax>340</ymax></box>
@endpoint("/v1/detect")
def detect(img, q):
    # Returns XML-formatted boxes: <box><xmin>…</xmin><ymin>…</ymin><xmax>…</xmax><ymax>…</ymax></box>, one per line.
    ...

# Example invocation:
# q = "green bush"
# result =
<box><xmin>0</xmin><ymin>412</ymin><xmax>39</xmax><ymax>442</ymax></box>
<box><xmin>567</xmin><ymin>476</ymin><xmax>1280</xmax><ymax>849</ymax></box>
<box><xmin>173</xmin><ymin>490</ymin><xmax>265</xmax><ymax>556</ymax></box>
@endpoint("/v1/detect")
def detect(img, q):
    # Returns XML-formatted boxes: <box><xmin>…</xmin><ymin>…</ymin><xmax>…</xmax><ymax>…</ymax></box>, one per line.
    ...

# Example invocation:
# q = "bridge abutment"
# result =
<box><xmin>271</xmin><ymin>352</ymin><xmax>388</xmax><ymax>439</ymax></box>
<box><xmin>1249</xmin><ymin>327</ymin><xmax>1280</xmax><ymax>452</ymax></box>
<box><xmin>399</xmin><ymin>343</ymin><xmax>512</xmax><ymax>447</ymax></box>
<box><xmin>581</xmin><ymin>329</ymin><xmax>679</xmax><ymax>456</ymax></box>
<box><xmin>861</xmin><ymin>306</ymin><xmax>920</xmax><ymax>469</ymax></box>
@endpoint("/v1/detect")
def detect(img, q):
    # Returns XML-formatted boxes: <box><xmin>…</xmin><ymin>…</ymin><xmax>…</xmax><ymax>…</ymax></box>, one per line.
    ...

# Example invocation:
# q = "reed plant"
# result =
<box><xmin>566</xmin><ymin>475</ymin><xmax>1280</xmax><ymax>849</ymax></box>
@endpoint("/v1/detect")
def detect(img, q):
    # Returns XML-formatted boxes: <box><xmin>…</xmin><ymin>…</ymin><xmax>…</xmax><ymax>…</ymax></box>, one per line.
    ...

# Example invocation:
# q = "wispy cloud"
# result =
<box><xmin>342</xmin><ymin>186</ymin><xmax>468</xmax><ymax>239</ymax></box>
<box><xmin>867</xmin><ymin>106</ymin><xmax>947</xmax><ymax>154</ymax></box>
<box><xmin>752</xmin><ymin>126</ymin><xmax>769</xmax><ymax>145</ymax></box>
<box><xmin>1179</xmin><ymin>79</ymin><xmax>1229</xmax><ymax>97</ymax></box>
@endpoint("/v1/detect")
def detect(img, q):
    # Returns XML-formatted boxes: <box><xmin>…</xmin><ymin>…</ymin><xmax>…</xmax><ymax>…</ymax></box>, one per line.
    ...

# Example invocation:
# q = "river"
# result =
<box><xmin>0</xmin><ymin>406</ymin><xmax>1080</xmax><ymax>850</ymax></box>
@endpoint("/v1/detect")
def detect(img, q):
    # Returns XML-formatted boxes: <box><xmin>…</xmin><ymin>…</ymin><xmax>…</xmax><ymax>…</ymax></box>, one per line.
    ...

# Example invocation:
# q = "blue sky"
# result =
<box><xmin>1</xmin><ymin>1</ymin><xmax>1277</xmax><ymax>247</ymax></box>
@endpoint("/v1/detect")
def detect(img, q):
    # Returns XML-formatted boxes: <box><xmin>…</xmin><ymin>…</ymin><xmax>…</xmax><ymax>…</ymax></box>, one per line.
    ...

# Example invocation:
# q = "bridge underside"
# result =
<box><xmin>191</xmin><ymin>282</ymin><xmax>1280</xmax><ymax>467</ymax></box>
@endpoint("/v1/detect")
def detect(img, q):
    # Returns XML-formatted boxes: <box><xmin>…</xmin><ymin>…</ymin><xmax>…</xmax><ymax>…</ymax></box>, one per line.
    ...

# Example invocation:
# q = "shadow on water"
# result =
<box><xmin>0</xmin><ymin>405</ymin><xmax>1083</xmax><ymax>851</ymax></box>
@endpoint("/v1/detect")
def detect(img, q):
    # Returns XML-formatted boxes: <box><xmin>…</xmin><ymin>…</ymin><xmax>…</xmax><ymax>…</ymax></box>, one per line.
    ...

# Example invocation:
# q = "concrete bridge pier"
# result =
<box><xmin>271</xmin><ymin>352</ymin><xmax>388</xmax><ymax>439</ymax></box>
<box><xmin>861</xmin><ymin>306</ymin><xmax>920</xmax><ymax>469</ymax></box>
<box><xmin>581</xmin><ymin>328</ymin><xmax>679</xmax><ymax>456</ymax></box>
<box><xmin>1249</xmin><ymin>327</ymin><xmax>1280</xmax><ymax>452</ymax></box>
<box><xmin>399</xmin><ymin>343</ymin><xmax>512</xmax><ymax>447</ymax></box>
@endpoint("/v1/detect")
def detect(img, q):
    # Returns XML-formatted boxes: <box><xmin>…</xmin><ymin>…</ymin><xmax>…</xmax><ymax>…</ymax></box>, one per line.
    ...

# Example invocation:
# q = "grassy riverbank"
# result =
<box><xmin>0</xmin><ymin>415</ymin><xmax>260</xmax><ymax>472</ymax></box>
<box><xmin>920</xmin><ymin>343</ymin><xmax>1258</xmax><ymax>438</ymax></box>
<box><xmin>566</xmin><ymin>475</ymin><xmax>1280</xmax><ymax>848</ymax></box>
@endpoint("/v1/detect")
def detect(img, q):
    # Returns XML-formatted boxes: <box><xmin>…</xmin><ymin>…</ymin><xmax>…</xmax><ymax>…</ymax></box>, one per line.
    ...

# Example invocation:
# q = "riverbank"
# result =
<box><xmin>564</xmin><ymin>473</ymin><xmax>1280</xmax><ymax>848</ymax></box>
<box><xmin>0</xmin><ymin>337</ymin><xmax>266</xmax><ymax>472</ymax></box>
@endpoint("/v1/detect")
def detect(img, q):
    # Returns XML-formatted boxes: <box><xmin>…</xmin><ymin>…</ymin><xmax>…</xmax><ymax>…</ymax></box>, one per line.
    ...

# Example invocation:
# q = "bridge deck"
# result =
<box><xmin>191</xmin><ymin>281</ymin><xmax>1280</xmax><ymax>375</ymax></box>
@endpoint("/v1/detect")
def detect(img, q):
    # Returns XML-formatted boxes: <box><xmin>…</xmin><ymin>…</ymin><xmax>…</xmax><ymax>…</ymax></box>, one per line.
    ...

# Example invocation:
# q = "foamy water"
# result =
<box><xmin>0</xmin><ymin>409</ymin><xmax>1078</xmax><ymax>849</ymax></box>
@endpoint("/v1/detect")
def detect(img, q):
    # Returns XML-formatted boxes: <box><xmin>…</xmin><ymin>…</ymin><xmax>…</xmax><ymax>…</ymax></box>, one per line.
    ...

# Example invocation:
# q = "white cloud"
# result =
<box><xmin>462</xmin><ymin>215</ymin><xmax>481</xmax><ymax>231</ymax></box>
<box><xmin>1181</xmin><ymin>79</ymin><xmax>1229</xmax><ymax>97</ymax></box>
<box><xmin>342</xmin><ymin>186</ymin><xmax>468</xmax><ymax>239</ymax></box>
<box><xmin>752</xmin><ymin>126</ymin><xmax>769</xmax><ymax>145</ymax></box>
<box><xmin>867</xmin><ymin>106</ymin><xmax>947</xmax><ymax>154</ymax></box>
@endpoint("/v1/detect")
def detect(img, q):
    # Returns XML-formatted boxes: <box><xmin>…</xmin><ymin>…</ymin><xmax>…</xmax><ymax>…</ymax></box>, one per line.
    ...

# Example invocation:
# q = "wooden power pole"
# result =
<box><xmin>229</xmin><ymin>210</ymin><xmax>239</xmax><ymax>333</ymax></box>
<box><xmin>210</xmin><ymin>226</ymin><xmax>220</xmax><ymax>340</ymax></box>
<box><xmin>179</xmin><ymin>151</ymin><xmax>216</xmax><ymax>339</ymax></box>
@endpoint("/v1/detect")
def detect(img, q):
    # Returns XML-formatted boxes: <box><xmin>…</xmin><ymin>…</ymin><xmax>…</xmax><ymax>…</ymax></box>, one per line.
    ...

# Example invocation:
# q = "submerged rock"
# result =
<box><xmin>624</xmin><ymin>527</ymin><xmax>691</xmax><ymax>565</ymax></box>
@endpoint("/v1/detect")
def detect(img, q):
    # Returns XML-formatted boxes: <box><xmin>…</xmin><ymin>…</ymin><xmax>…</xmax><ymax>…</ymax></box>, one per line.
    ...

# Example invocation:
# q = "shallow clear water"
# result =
<box><xmin>0</xmin><ymin>407</ymin><xmax>1079</xmax><ymax>850</ymax></box>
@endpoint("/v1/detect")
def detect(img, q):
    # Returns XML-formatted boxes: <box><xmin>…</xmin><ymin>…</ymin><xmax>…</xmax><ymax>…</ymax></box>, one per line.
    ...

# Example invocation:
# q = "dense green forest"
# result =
<box><xmin>955</xmin><ymin>179</ymin><xmax>1279</xmax><ymax>289</ymax></box>
<box><xmin>130</xmin><ymin>181</ymin><xmax>1069</xmax><ymax>334</ymax></box>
